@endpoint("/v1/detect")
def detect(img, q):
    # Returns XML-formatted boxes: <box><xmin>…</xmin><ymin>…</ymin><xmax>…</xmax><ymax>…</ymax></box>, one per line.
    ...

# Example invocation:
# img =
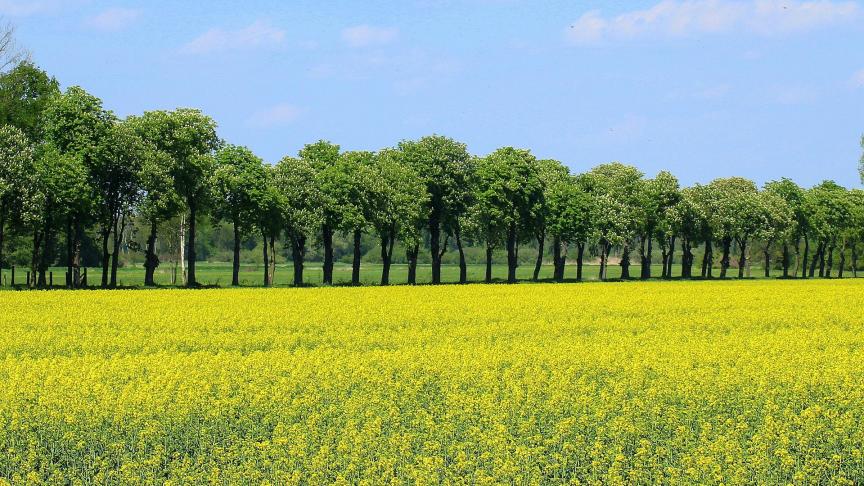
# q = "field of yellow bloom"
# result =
<box><xmin>1</xmin><ymin>280</ymin><xmax>864</xmax><ymax>484</ymax></box>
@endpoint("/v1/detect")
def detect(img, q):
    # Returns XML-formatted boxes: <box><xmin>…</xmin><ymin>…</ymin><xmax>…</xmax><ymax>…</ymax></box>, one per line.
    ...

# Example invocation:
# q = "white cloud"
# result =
<box><xmin>247</xmin><ymin>103</ymin><xmax>302</xmax><ymax>127</ymax></box>
<box><xmin>565</xmin><ymin>0</ymin><xmax>860</xmax><ymax>44</ymax></box>
<box><xmin>341</xmin><ymin>24</ymin><xmax>398</xmax><ymax>47</ymax></box>
<box><xmin>853</xmin><ymin>68</ymin><xmax>864</xmax><ymax>88</ymax></box>
<box><xmin>85</xmin><ymin>8</ymin><xmax>141</xmax><ymax>31</ymax></box>
<box><xmin>181</xmin><ymin>21</ymin><xmax>285</xmax><ymax>55</ymax></box>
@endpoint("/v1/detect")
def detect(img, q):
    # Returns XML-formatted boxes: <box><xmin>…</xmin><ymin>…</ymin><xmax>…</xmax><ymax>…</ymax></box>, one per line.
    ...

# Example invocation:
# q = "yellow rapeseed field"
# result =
<box><xmin>1</xmin><ymin>280</ymin><xmax>864</xmax><ymax>484</ymax></box>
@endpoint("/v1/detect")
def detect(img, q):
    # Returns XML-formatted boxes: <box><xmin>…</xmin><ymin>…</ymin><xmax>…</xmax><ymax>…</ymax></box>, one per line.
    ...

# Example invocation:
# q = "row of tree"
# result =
<box><xmin>2</xmin><ymin>61</ymin><xmax>864</xmax><ymax>288</ymax></box>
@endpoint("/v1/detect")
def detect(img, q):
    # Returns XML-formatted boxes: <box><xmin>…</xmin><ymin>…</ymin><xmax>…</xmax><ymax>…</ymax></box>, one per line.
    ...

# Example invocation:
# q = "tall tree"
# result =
<box><xmin>256</xmin><ymin>167</ymin><xmax>283</xmax><ymax>287</ymax></box>
<box><xmin>41</xmin><ymin>86</ymin><xmax>115</xmax><ymax>287</ymax></box>
<box><xmin>399</xmin><ymin>135</ymin><xmax>470</xmax><ymax>284</ymax></box>
<box><xmin>755</xmin><ymin>190</ymin><xmax>794</xmax><ymax>278</ymax></box>
<box><xmin>370</xmin><ymin>148</ymin><xmax>427</xmax><ymax>286</ymax></box>
<box><xmin>335</xmin><ymin>151</ymin><xmax>376</xmax><ymax>286</ymax></box>
<box><xmin>210</xmin><ymin>145</ymin><xmax>268</xmax><ymax>286</ymax></box>
<box><xmin>274</xmin><ymin>156</ymin><xmax>319</xmax><ymax>286</ymax></box>
<box><xmin>0</xmin><ymin>124</ymin><xmax>32</xmax><ymax>274</ymax></box>
<box><xmin>472</xmin><ymin>147</ymin><xmax>543</xmax><ymax>283</ymax></box>
<box><xmin>29</xmin><ymin>145</ymin><xmax>90</xmax><ymax>287</ymax></box>
<box><xmin>668</xmin><ymin>187</ymin><xmax>706</xmax><ymax>279</ymax></box>
<box><xmin>705</xmin><ymin>177</ymin><xmax>758</xmax><ymax>278</ymax></box>
<box><xmin>805</xmin><ymin>181</ymin><xmax>850</xmax><ymax>278</ymax></box>
<box><xmin>638</xmin><ymin>171</ymin><xmax>680</xmax><ymax>279</ymax></box>
<box><xmin>129</xmin><ymin>109</ymin><xmax>219</xmax><ymax>287</ymax></box>
<box><xmin>532</xmin><ymin>159</ymin><xmax>569</xmax><ymax>281</ymax></box>
<box><xmin>0</xmin><ymin>62</ymin><xmax>58</xmax><ymax>141</ymax></box>
<box><xmin>299</xmin><ymin>140</ymin><xmax>340</xmax><ymax>284</ymax></box>
<box><xmin>582</xmin><ymin>163</ymin><xmax>643</xmax><ymax>280</ymax></box>
<box><xmin>545</xmin><ymin>173</ymin><xmax>593</xmax><ymax>282</ymax></box>
<box><xmin>763</xmin><ymin>178</ymin><xmax>806</xmax><ymax>277</ymax></box>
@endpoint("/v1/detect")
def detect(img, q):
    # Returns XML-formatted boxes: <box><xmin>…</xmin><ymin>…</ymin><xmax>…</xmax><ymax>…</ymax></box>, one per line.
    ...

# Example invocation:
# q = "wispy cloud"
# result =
<box><xmin>565</xmin><ymin>0</ymin><xmax>860</xmax><ymax>44</ymax></box>
<box><xmin>247</xmin><ymin>103</ymin><xmax>302</xmax><ymax>127</ymax></box>
<box><xmin>181</xmin><ymin>21</ymin><xmax>285</xmax><ymax>55</ymax></box>
<box><xmin>85</xmin><ymin>7</ymin><xmax>141</xmax><ymax>32</ymax></box>
<box><xmin>341</xmin><ymin>24</ymin><xmax>399</xmax><ymax>47</ymax></box>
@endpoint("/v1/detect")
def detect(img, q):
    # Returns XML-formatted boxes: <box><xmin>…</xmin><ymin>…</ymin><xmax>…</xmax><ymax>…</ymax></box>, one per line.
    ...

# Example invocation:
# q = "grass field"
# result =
<box><xmin>1</xmin><ymin>280</ymin><xmax>863</xmax><ymax>483</ymax></box>
<box><xmin>0</xmin><ymin>261</ymin><xmax>790</xmax><ymax>288</ymax></box>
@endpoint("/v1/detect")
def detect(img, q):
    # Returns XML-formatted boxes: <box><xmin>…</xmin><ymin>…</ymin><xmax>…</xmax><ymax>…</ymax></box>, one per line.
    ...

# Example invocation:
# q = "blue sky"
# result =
<box><xmin>5</xmin><ymin>0</ymin><xmax>864</xmax><ymax>186</ymax></box>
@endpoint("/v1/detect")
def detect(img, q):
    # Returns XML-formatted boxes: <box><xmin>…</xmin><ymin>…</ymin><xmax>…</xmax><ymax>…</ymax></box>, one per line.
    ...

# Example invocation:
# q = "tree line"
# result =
<box><xmin>2</xmin><ymin>61</ymin><xmax>864</xmax><ymax>289</ymax></box>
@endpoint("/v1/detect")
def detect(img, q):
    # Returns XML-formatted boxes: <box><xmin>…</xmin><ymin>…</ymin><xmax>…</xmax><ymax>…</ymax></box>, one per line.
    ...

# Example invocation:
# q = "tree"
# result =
<box><xmin>41</xmin><ymin>86</ymin><xmax>116</xmax><ymax>287</ymax></box>
<box><xmin>704</xmin><ymin>177</ymin><xmax>759</xmax><ymax>278</ymax></box>
<box><xmin>545</xmin><ymin>173</ymin><xmax>593</xmax><ymax>282</ymax></box>
<box><xmin>532</xmin><ymin>159</ymin><xmax>569</xmax><ymax>281</ymax></box>
<box><xmin>129</xmin><ymin>109</ymin><xmax>220</xmax><ymax>287</ymax></box>
<box><xmin>846</xmin><ymin>189</ymin><xmax>864</xmax><ymax>277</ymax></box>
<box><xmin>136</xmin><ymin>149</ymin><xmax>182</xmax><ymax>286</ymax></box>
<box><xmin>399</xmin><ymin>135</ymin><xmax>470</xmax><ymax>284</ymax></box>
<box><xmin>299</xmin><ymin>140</ymin><xmax>340</xmax><ymax>284</ymax></box>
<box><xmin>0</xmin><ymin>62</ymin><xmax>59</xmax><ymax>141</ymax></box>
<box><xmin>256</xmin><ymin>167</ymin><xmax>283</xmax><ymax>287</ymax></box>
<box><xmin>211</xmin><ymin>145</ymin><xmax>268</xmax><ymax>286</ymax></box>
<box><xmin>755</xmin><ymin>190</ymin><xmax>794</xmax><ymax>278</ymax></box>
<box><xmin>805</xmin><ymin>181</ymin><xmax>850</xmax><ymax>278</ymax></box>
<box><xmin>0</xmin><ymin>124</ymin><xmax>32</xmax><ymax>273</ymax></box>
<box><xmin>472</xmin><ymin>147</ymin><xmax>543</xmax><ymax>283</ymax></box>
<box><xmin>763</xmin><ymin>178</ymin><xmax>806</xmax><ymax>277</ymax></box>
<box><xmin>668</xmin><ymin>187</ymin><xmax>707</xmax><ymax>279</ymax></box>
<box><xmin>582</xmin><ymin>163</ymin><xmax>643</xmax><ymax>280</ymax></box>
<box><xmin>29</xmin><ymin>145</ymin><xmax>90</xmax><ymax>287</ymax></box>
<box><xmin>369</xmin><ymin>148</ymin><xmax>427</xmax><ymax>285</ymax></box>
<box><xmin>638</xmin><ymin>171</ymin><xmax>680</xmax><ymax>279</ymax></box>
<box><xmin>334</xmin><ymin>151</ymin><xmax>376</xmax><ymax>286</ymax></box>
<box><xmin>273</xmin><ymin>156</ymin><xmax>319</xmax><ymax>286</ymax></box>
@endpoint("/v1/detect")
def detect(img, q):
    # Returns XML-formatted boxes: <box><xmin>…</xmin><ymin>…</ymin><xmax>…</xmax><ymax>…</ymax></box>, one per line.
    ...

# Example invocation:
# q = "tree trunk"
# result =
<box><xmin>429</xmin><ymin>214</ymin><xmax>441</xmax><ymax>284</ymax></box>
<box><xmin>506</xmin><ymin>224</ymin><xmax>517</xmax><ymax>283</ymax></box>
<box><xmin>599</xmin><ymin>240</ymin><xmax>608</xmax><ymax>280</ymax></box>
<box><xmin>853</xmin><ymin>244</ymin><xmax>858</xmax><ymax>278</ymax></box>
<box><xmin>322</xmin><ymin>223</ymin><xmax>334</xmax><ymax>285</ymax></box>
<box><xmin>660</xmin><ymin>246</ymin><xmax>668</xmax><ymax>279</ymax></box>
<box><xmin>456</xmin><ymin>225</ymin><xmax>467</xmax><ymax>284</ymax></box>
<box><xmin>484</xmin><ymin>245</ymin><xmax>493</xmax><ymax>283</ymax></box>
<box><xmin>187</xmin><ymin>205</ymin><xmax>197</xmax><ymax>287</ymax></box>
<box><xmin>31</xmin><ymin>229</ymin><xmax>41</xmax><ymax>289</ymax></box>
<box><xmin>809</xmin><ymin>242</ymin><xmax>820</xmax><ymax>278</ymax></box>
<box><xmin>576</xmin><ymin>243</ymin><xmax>584</xmax><ymax>281</ymax></box>
<box><xmin>825</xmin><ymin>243</ymin><xmax>834</xmax><ymax>278</ymax></box>
<box><xmin>533</xmin><ymin>231</ymin><xmax>544</xmax><ymax>281</ymax></box>
<box><xmin>145</xmin><ymin>220</ymin><xmax>159</xmax><ymax>286</ymax></box>
<box><xmin>262</xmin><ymin>231</ymin><xmax>270</xmax><ymax>287</ymax></box>
<box><xmin>682</xmin><ymin>239</ymin><xmax>693</xmax><ymax>278</ymax></box>
<box><xmin>110</xmin><ymin>213</ymin><xmax>123</xmax><ymax>288</ymax></box>
<box><xmin>720</xmin><ymin>237</ymin><xmax>731</xmax><ymax>278</ymax></box>
<box><xmin>291</xmin><ymin>233</ymin><xmax>305</xmax><ymax>286</ymax></box>
<box><xmin>818</xmin><ymin>242</ymin><xmax>826</xmax><ymax>278</ymax></box>
<box><xmin>781</xmin><ymin>242</ymin><xmax>789</xmax><ymax>278</ymax></box>
<box><xmin>38</xmin><ymin>211</ymin><xmax>53</xmax><ymax>288</ymax></box>
<box><xmin>352</xmin><ymin>229</ymin><xmax>362</xmax><ymax>286</ymax></box>
<box><xmin>552</xmin><ymin>235</ymin><xmax>563</xmax><ymax>282</ymax></box>
<box><xmin>764</xmin><ymin>248</ymin><xmax>770</xmax><ymax>278</ymax></box>
<box><xmin>232</xmin><ymin>220</ymin><xmax>241</xmax><ymax>286</ymax></box>
<box><xmin>801</xmin><ymin>236</ymin><xmax>809</xmax><ymax>278</ymax></box>
<box><xmin>667</xmin><ymin>236</ymin><xmax>676</xmax><ymax>278</ymax></box>
<box><xmin>380</xmin><ymin>231</ymin><xmax>394</xmax><ymax>286</ymax></box>
<box><xmin>838</xmin><ymin>242</ymin><xmax>846</xmax><ymax>278</ymax></box>
<box><xmin>737</xmin><ymin>239</ymin><xmax>747</xmax><ymax>279</ymax></box>
<box><xmin>100</xmin><ymin>228</ymin><xmax>110</xmax><ymax>288</ymax></box>
<box><xmin>620</xmin><ymin>243</ymin><xmax>631</xmax><ymax>279</ymax></box>
<box><xmin>65</xmin><ymin>218</ymin><xmax>73</xmax><ymax>288</ymax></box>
<box><xmin>407</xmin><ymin>244</ymin><xmax>418</xmax><ymax>285</ymax></box>
<box><xmin>73</xmin><ymin>218</ymin><xmax>83</xmax><ymax>287</ymax></box>
<box><xmin>701</xmin><ymin>240</ymin><xmax>713</xmax><ymax>278</ymax></box>
<box><xmin>269</xmin><ymin>233</ymin><xmax>276</xmax><ymax>286</ymax></box>
<box><xmin>640</xmin><ymin>236</ymin><xmax>652</xmax><ymax>279</ymax></box>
